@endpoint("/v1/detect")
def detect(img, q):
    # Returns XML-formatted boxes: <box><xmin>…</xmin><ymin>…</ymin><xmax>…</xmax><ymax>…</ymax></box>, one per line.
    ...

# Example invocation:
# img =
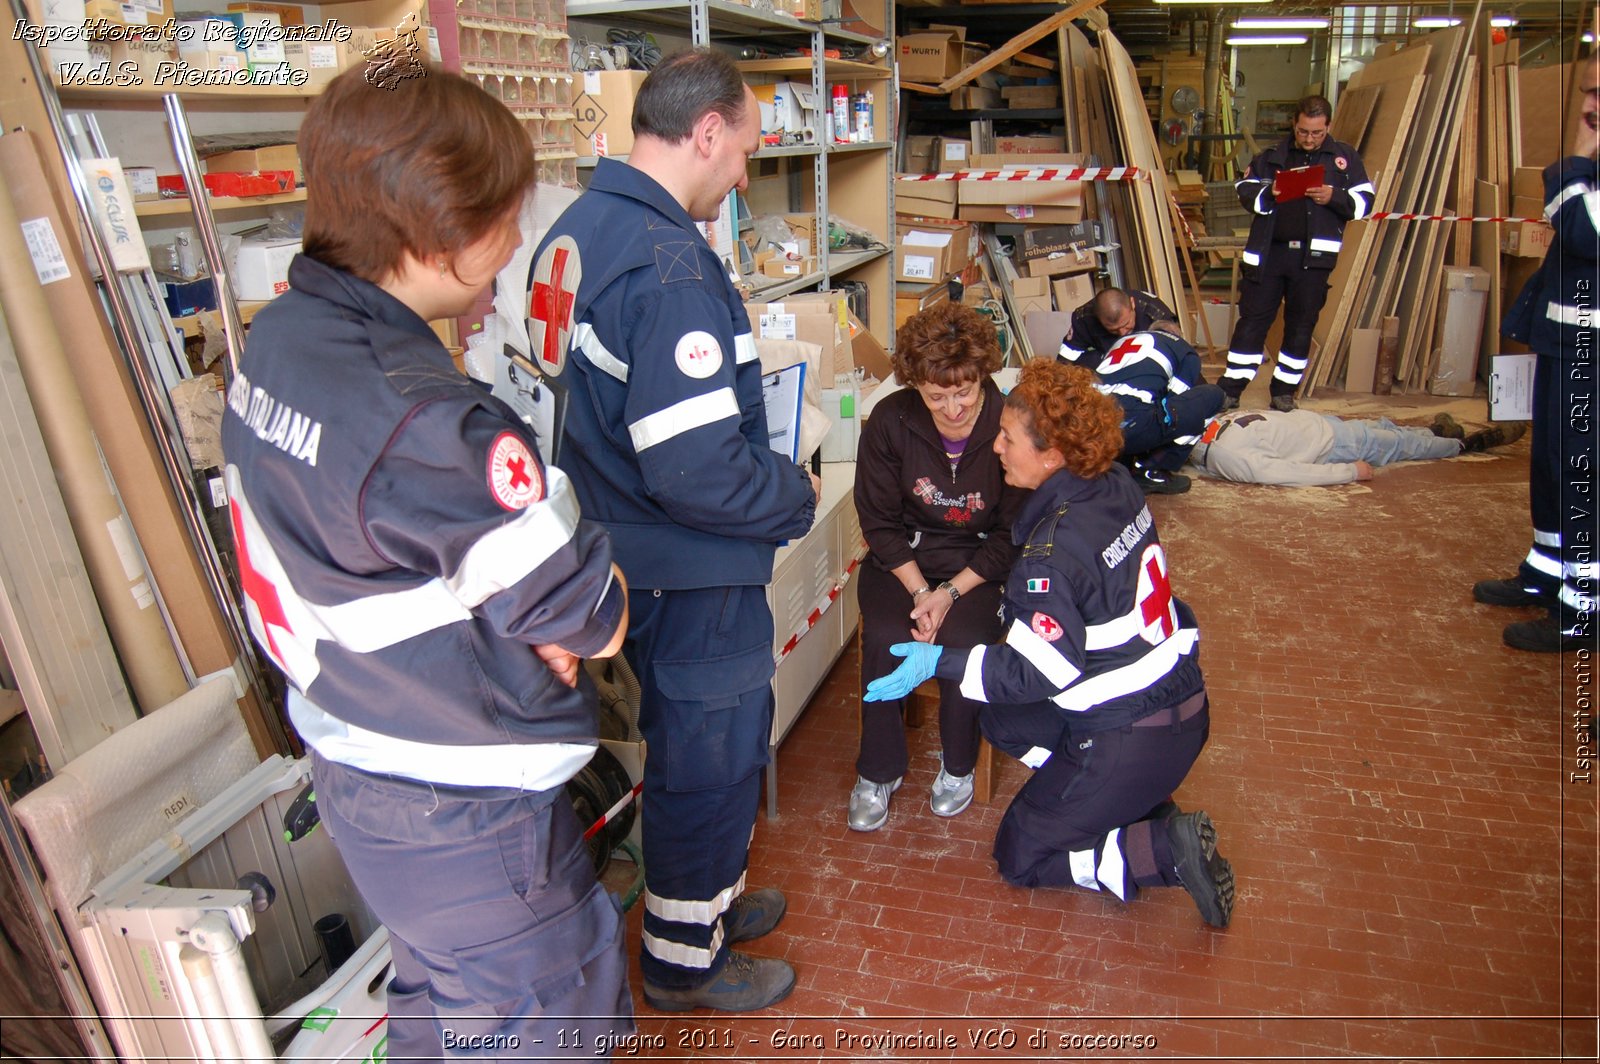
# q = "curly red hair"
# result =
<box><xmin>1004</xmin><ymin>358</ymin><xmax>1123</xmax><ymax>478</ymax></box>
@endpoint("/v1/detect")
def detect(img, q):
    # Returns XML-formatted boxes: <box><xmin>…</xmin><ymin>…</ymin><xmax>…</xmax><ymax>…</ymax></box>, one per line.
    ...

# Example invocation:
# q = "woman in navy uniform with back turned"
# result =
<box><xmin>865</xmin><ymin>360</ymin><xmax>1235</xmax><ymax>927</ymax></box>
<box><xmin>221</xmin><ymin>67</ymin><xmax>633</xmax><ymax>1058</ymax></box>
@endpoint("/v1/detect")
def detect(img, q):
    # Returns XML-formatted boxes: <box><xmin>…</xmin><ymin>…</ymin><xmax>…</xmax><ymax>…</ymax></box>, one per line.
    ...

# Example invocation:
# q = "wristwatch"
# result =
<box><xmin>937</xmin><ymin>580</ymin><xmax>961</xmax><ymax>602</ymax></box>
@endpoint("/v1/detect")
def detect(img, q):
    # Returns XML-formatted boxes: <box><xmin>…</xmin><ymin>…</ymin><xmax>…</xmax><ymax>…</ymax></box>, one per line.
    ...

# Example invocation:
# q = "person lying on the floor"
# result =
<box><xmin>863</xmin><ymin>359</ymin><xmax>1235</xmax><ymax>929</ymax></box>
<box><xmin>1188</xmin><ymin>409</ymin><xmax>1525</xmax><ymax>487</ymax></box>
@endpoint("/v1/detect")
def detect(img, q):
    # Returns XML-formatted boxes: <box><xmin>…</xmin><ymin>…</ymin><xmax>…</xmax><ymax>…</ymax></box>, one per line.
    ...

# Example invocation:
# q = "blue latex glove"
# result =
<box><xmin>863</xmin><ymin>642</ymin><xmax>943</xmax><ymax>702</ymax></box>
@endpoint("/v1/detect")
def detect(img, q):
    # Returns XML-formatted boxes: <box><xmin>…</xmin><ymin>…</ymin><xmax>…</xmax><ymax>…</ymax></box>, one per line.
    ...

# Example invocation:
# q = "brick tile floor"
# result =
<box><xmin>608</xmin><ymin>410</ymin><xmax>1597</xmax><ymax>1062</ymax></box>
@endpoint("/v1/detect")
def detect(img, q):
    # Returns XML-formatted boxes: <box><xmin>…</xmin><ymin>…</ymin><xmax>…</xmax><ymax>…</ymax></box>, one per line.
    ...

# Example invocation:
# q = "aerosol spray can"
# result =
<box><xmin>854</xmin><ymin>89</ymin><xmax>873</xmax><ymax>143</ymax></box>
<box><xmin>831</xmin><ymin>84</ymin><xmax>850</xmax><ymax>143</ymax></box>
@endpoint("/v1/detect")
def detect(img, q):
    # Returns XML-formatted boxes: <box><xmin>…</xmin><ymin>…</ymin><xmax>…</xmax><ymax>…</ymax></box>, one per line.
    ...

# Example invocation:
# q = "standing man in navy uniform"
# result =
<box><xmin>1476</xmin><ymin>57</ymin><xmax>1600</xmax><ymax>653</ymax></box>
<box><xmin>527</xmin><ymin>49</ymin><xmax>819</xmax><ymax>1012</ymax></box>
<box><xmin>1221</xmin><ymin>95</ymin><xmax>1373</xmax><ymax>411</ymax></box>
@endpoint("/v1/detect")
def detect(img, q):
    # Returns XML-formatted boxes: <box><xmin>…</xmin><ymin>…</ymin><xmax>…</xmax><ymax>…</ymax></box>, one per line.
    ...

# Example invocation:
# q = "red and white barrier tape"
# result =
<box><xmin>583</xmin><ymin>779</ymin><xmax>644</xmax><ymax>841</ymax></box>
<box><xmin>1367</xmin><ymin>211</ymin><xmax>1544</xmax><ymax>224</ymax></box>
<box><xmin>775</xmin><ymin>546</ymin><xmax>867</xmax><ymax>665</ymax></box>
<box><xmin>899</xmin><ymin>166</ymin><xmax>1148</xmax><ymax>183</ymax></box>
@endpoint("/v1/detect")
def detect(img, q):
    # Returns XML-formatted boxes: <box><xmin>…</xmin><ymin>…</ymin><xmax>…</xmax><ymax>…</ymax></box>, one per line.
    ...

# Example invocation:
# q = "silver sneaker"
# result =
<box><xmin>848</xmin><ymin>776</ymin><xmax>901</xmax><ymax>831</ymax></box>
<box><xmin>929</xmin><ymin>761</ymin><xmax>974</xmax><ymax>817</ymax></box>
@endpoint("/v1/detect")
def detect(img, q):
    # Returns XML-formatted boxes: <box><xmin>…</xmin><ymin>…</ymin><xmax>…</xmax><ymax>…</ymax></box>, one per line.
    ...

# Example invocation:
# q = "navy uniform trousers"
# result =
<box><xmin>314</xmin><ymin>754</ymin><xmax>632</xmax><ymax>1061</ymax></box>
<box><xmin>1522</xmin><ymin>352</ymin><xmax>1598</xmax><ymax>631</ymax></box>
<box><xmin>980</xmin><ymin>693</ymin><xmax>1209</xmax><ymax>900</ymax></box>
<box><xmin>628</xmin><ymin>585</ymin><xmax>775</xmax><ymax>989</ymax></box>
<box><xmin>1224</xmin><ymin>242</ymin><xmax>1334</xmax><ymax>400</ymax></box>
<box><xmin>857</xmin><ymin>560</ymin><xmax>1005</xmax><ymax>782</ymax></box>
<box><xmin>1115</xmin><ymin>384</ymin><xmax>1227</xmax><ymax>472</ymax></box>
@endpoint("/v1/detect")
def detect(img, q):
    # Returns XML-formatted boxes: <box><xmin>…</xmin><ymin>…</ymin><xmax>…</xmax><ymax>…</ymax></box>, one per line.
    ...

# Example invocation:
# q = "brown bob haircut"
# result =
<box><xmin>299</xmin><ymin>66</ymin><xmax>535</xmax><ymax>284</ymax></box>
<box><xmin>892</xmin><ymin>301</ymin><xmax>1004</xmax><ymax>388</ymax></box>
<box><xmin>1004</xmin><ymin>358</ymin><xmax>1123</xmax><ymax>479</ymax></box>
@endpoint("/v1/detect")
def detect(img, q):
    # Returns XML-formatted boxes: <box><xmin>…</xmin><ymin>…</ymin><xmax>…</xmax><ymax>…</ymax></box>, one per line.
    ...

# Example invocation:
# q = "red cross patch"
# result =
<box><xmin>230</xmin><ymin>492</ymin><xmax>292</xmax><ymax>669</ymax></box>
<box><xmin>1335</xmin><ymin>156</ymin><xmax>1348</xmax><ymax>170</ymax></box>
<box><xmin>1136</xmin><ymin>544</ymin><xmax>1178</xmax><ymax>643</ymax></box>
<box><xmin>528</xmin><ymin>236</ymin><xmax>582</xmax><ymax>376</ymax></box>
<box><xmin>1104</xmin><ymin>333</ymin><xmax>1151</xmax><ymax>367</ymax></box>
<box><xmin>487</xmin><ymin>432</ymin><xmax>544</xmax><ymax>511</ymax></box>
<box><xmin>1031</xmin><ymin>611</ymin><xmax>1063</xmax><ymax>642</ymax></box>
<box><xmin>674</xmin><ymin>330</ymin><xmax>723</xmax><ymax>379</ymax></box>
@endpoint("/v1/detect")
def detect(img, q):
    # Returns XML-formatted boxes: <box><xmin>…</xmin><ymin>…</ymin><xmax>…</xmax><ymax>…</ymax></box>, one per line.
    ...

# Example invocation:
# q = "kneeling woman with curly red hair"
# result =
<box><xmin>865</xmin><ymin>359</ymin><xmax>1235</xmax><ymax>927</ymax></box>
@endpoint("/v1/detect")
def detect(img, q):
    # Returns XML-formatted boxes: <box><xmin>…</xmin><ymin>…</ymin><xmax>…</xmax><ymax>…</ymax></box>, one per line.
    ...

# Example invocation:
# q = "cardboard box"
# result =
<box><xmin>571</xmin><ymin>70</ymin><xmax>648</xmax><ymax>158</ymax></box>
<box><xmin>1501</xmin><ymin>218</ymin><xmax>1554</xmax><ymax>258</ymax></box>
<box><xmin>898</xmin><ymin>26</ymin><xmax>966</xmax><ymax>83</ymax></box>
<box><xmin>1490</xmin><ymin>352</ymin><xmax>1536</xmax><ymax>421</ymax></box>
<box><xmin>1020</xmin><ymin>220</ymin><xmax>1099</xmax><ymax>261</ymax></box>
<box><xmin>230</xmin><ymin>234</ymin><xmax>300</xmax><ymax>300</ymax></box>
<box><xmin>894</xmin><ymin>178</ymin><xmax>957</xmax><ymax>219</ymax></box>
<box><xmin>1512</xmin><ymin>165</ymin><xmax>1544</xmax><ymax>203</ymax></box>
<box><xmin>1345</xmin><ymin>327</ymin><xmax>1379</xmax><ymax>392</ymax></box>
<box><xmin>761</xmin><ymin>254</ymin><xmax>816</xmax><ymax>279</ymax></box>
<box><xmin>951</xmin><ymin>85</ymin><xmax>1001</xmax><ymax>110</ymax></box>
<box><xmin>748</xmin><ymin>293</ymin><xmax>850</xmax><ymax>377</ymax></box>
<box><xmin>1002</xmin><ymin>84</ymin><xmax>1059</xmax><ymax>109</ymax></box>
<box><xmin>1010</xmin><ymin>275</ymin><xmax>1050</xmax><ymax>319</ymax></box>
<box><xmin>847</xmin><ymin>309</ymin><xmax>892</xmax><ymax>382</ymax></box>
<box><xmin>896</xmin><ymin>220</ymin><xmax>970</xmax><ymax>283</ymax></box>
<box><xmin>969</xmin><ymin>152</ymin><xmax>1084</xmax><ymax>170</ymax></box>
<box><xmin>1025</xmin><ymin>246</ymin><xmax>1099</xmax><ymax>279</ymax></box>
<box><xmin>1023</xmin><ymin>310</ymin><xmax>1073</xmax><ymax>359</ymax></box>
<box><xmin>895</xmin><ymin>279</ymin><xmax>952</xmax><ymax>329</ymax></box>
<box><xmin>227</xmin><ymin>2</ymin><xmax>303</xmax><ymax>25</ymax></box>
<box><xmin>204</xmin><ymin>142</ymin><xmax>301</xmax><ymax>185</ymax></box>
<box><xmin>1050</xmin><ymin>274</ymin><xmax>1094</xmax><ymax>315</ymax></box>
<box><xmin>1511</xmin><ymin>195</ymin><xmax>1544</xmax><ymax>223</ymax></box>
<box><xmin>90</xmin><ymin>28</ymin><xmax>174</xmax><ymax>81</ymax></box>
<box><xmin>903</xmin><ymin>135</ymin><xmax>938</xmax><ymax>175</ymax></box>
<box><xmin>1429</xmin><ymin>265</ymin><xmax>1489</xmax><ymax>396</ymax></box>
<box><xmin>1189</xmin><ymin>298</ymin><xmax>1235</xmax><ymax>350</ymax></box>
<box><xmin>83</xmin><ymin>0</ymin><xmax>172</xmax><ymax>26</ymax></box>
<box><xmin>282</xmin><ymin>37</ymin><xmax>344</xmax><ymax>90</ymax></box>
<box><xmin>752</xmin><ymin>80</ymin><xmax>818</xmax><ymax>136</ymax></box>
<box><xmin>959</xmin><ymin>175</ymin><xmax>1083</xmax><ymax>224</ymax></box>
<box><xmin>936</xmin><ymin>137</ymin><xmax>971</xmax><ymax>172</ymax></box>
<box><xmin>994</xmin><ymin>134</ymin><xmax>1067</xmax><ymax>154</ymax></box>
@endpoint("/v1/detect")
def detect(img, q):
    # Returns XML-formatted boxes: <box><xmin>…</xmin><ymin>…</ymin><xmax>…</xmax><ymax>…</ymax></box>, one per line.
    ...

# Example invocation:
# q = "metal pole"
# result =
<box><xmin>8</xmin><ymin>5</ymin><xmax>285</xmax><ymax>748</ymax></box>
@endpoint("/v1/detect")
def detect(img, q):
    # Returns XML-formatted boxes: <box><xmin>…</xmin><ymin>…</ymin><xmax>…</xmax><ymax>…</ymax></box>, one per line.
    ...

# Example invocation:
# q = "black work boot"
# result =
<box><xmin>1169</xmin><ymin>811</ymin><xmax>1234</xmax><ymax>928</ymax></box>
<box><xmin>1473</xmin><ymin>577</ymin><xmax>1554</xmax><ymax>609</ymax></box>
<box><xmin>723</xmin><ymin>888</ymin><xmax>786</xmax><ymax>943</ymax></box>
<box><xmin>1269</xmin><ymin>393</ymin><xmax>1297</xmax><ymax>413</ymax></box>
<box><xmin>1462</xmin><ymin>423</ymin><xmax>1528</xmax><ymax>452</ymax></box>
<box><xmin>1431</xmin><ymin>413</ymin><xmax>1465</xmax><ymax>439</ymax></box>
<box><xmin>643</xmin><ymin>952</ymin><xmax>797</xmax><ymax>1012</ymax></box>
<box><xmin>1503</xmin><ymin>616</ymin><xmax>1596</xmax><ymax>653</ymax></box>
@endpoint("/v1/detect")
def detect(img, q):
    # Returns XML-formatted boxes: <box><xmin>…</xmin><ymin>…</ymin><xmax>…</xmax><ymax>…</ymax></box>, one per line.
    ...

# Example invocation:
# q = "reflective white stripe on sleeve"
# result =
<box><xmin>1005</xmin><ymin>616</ymin><xmax>1082</xmax><ymax>690</ymax></box>
<box><xmin>1309</xmin><ymin>238</ymin><xmax>1341</xmax><ymax>254</ymax></box>
<box><xmin>735</xmin><ymin>332</ymin><xmax>761</xmax><ymax>364</ymax></box>
<box><xmin>1021</xmin><ymin>745</ymin><xmax>1052</xmax><ymax>768</ymax></box>
<box><xmin>959</xmin><ymin>645</ymin><xmax>989</xmax><ymax>702</ymax></box>
<box><xmin>1544</xmin><ymin>180</ymin><xmax>1591</xmax><ymax>219</ymax></box>
<box><xmin>628</xmin><ymin>387</ymin><xmax>740</xmax><ymax>451</ymax></box>
<box><xmin>1587</xmin><ymin>189</ymin><xmax>1600</xmax><ymax>232</ymax></box>
<box><xmin>1547</xmin><ymin>301</ymin><xmax>1598</xmax><ymax>327</ymax></box>
<box><xmin>1535</xmin><ymin>529</ymin><xmax>1562</xmax><ymax>547</ymax></box>
<box><xmin>1052</xmin><ymin>629</ymin><xmax>1200</xmax><ymax>712</ymax></box>
<box><xmin>1069</xmin><ymin>848</ymin><xmax>1100</xmax><ymax>891</ymax></box>
<box><xmin>573</xmin><ymin>322</ymin><xmax>629</xmax><ymax>382</ymax></box>
<box><xmin>1167</xmin><ymin>378</ymin><xmax>1191</xmax><ymax>395</ymax></box>
<box><xmin>1241</xmin><ymin>250</ymin><xmax>1261</xmax><ymax>266</ymax></box>
<box><xmin>1253</xmin><ymin>186</ymin><xmax>1271</xmax><ymax>214</ymax></box>
<box><xmin>1101</xmin><ymin>382</ymin><xmax>1155</xmax><ymax>405</ymax></box>
<box><xmin>1098</xmin><ymin>829</ymin><xmax>1128</xmax><ymax>900</ymax></box>
<box><xmin>643</xmin><ymin>925</ymin><xmax>723</xmax><ymax>971</ymax></box>
<box><xmin>444</xmin><ymin>466</ymin><xmax>585</xmax><ymax>609</ymax></box>
<box><xmin>1061</xmin><ymin>342</ymin><xmax>1091</xmax><ymax>363</ymax></box>
<box><xmin>1083</xmin><ymin>608</ymin><xmax>1141</xmax><ymax>651</ymax></box>
<box><xmin>1347</xmin><ymin>182</ymin><xmax>1375</xmax><ymax>219</ymax></box>
<box><xmin>1172</xmin><ymin>432</ymin><xmax>1202</xmax><ymax>445</ymax></box>
<box><xmin>644</xmin><ymin>872</ymin><xmax>746</xmax><ymax>926</ymax></box>
<box><xmin>290</xmin><ymin>690</ymin><xmax>596</xmax><ymax>790</ymax></box>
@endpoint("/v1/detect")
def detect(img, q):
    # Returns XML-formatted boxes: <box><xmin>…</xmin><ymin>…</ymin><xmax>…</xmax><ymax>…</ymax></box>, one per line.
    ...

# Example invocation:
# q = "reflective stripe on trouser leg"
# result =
<box><xmin>1066</xmin><ymin>829</ymin><xmax>1132</xmax><ymax>900</ymax></box>
<box><xmin>1561</xmin><ymin>559</ymin><xmax>1597</xmax><ymax>619</ymax></box>
<box><xmin>1271</xmin><ymin>349</ymin><xmax>1308</xmax><ymax>387</ymax></box>
<box><xmin>628</xmin><ymin>585</ymin><xmax>775</xmax><ymax>988</ymax></box>
<box><xmin>1223</xmin><ymin>350</ymin><xmax>1264</xmax><ymax>383</ymax></box>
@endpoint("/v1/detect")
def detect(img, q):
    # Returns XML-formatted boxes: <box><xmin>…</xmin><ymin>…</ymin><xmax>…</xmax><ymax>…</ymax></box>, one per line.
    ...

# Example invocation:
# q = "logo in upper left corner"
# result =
<box><xmin>362</xmin><ymin>12</ymin><xmax>427</xmax><ymax>90</ymax></box>
<box><xmin>487</xmin><ymin>432</ymin><xmax>544</xmax><ymax>511</ymax></box>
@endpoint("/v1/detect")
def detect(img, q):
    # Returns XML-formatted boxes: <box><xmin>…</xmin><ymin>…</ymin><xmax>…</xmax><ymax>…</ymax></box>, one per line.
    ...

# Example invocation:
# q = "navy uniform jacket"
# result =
<box><xmin>1506</xmin><ymin>156</ymin><xmax>1600</xmax><ymax>361</ymax></box>
<box><xmin>1236</xmin><ymin>135</ymin><xmax>1374</xmax><ymax>270</ymax></box>
<box><xmin>933</xmin><ymin>466</ymin><xmax>1203</xmax><ymax>730</ymax></box>
<box><xmin>527</xmin><ymin>159</ymin><xmax>816</xmax><ymax>590</ymax></box>
<box><xmin>1059</xmin><ymin>290</ymin><xmax>1178</xmax><ymax>366</ymax></box>
<box><xmin>1089</xmin><ymin>330</ymin><xmax>1206</xmax><ymax>407</ymax></box>
<box><xmin>222</xmin><ymin>256</ymin><xmax>625</xmax><ymax>797</ymax></box>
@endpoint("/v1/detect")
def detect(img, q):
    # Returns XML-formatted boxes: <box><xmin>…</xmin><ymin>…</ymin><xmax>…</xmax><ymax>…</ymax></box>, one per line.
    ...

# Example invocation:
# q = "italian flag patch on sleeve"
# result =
<box><xmin>1026</xmin><ymin>578</ymin><xmax>1050</xmax><ymax>593</ymax></box>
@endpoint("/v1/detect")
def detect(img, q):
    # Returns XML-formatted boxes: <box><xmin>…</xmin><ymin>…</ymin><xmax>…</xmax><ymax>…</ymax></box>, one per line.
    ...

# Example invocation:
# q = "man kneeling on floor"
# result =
<box><xmin>1189</xmin><ymin>410</ymin><xmax>1524</xmax><ymax>486</ymax></box>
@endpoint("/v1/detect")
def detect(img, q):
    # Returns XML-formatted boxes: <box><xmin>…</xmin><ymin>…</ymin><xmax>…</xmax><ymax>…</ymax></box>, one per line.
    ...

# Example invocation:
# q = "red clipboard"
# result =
<box><xmin>1273</xmin><ymin>164</ymin><xmax>1325</xmax><ymax>202</ymax></box>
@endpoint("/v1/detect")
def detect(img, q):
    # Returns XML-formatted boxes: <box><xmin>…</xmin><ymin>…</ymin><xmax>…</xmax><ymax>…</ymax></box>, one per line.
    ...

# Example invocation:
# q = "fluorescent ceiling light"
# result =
<box><xmin>1587</xmin><ymin>32</ymin><xmax>1596</xmax><ymax>43</ymax></box>
<box><xmin>1413</xmin><ymin>16</ymin><xmax>1462</xmax><ymax>27</ymax></box>
<box><xmin>1489</xmin><ymin>16</ymin><xmax>1517</xmax><ymax>27</ymax></box>
<box><xmin>1233</xmin><ymin>17</ymin><xmax>1330</xmax><ymax>29</ymax></box>
<box><xmin>1226</xmin><ymin>35</ymin><xmax>1309</xmax><ymax>46</ymax></box>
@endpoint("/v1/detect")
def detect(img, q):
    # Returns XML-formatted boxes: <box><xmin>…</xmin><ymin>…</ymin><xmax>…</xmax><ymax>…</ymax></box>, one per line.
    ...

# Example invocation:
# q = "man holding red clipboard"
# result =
<box><xmin>1221</xmin><ymin>96</ymin><xmax>1373</xmax><ymax>412</ymax></box>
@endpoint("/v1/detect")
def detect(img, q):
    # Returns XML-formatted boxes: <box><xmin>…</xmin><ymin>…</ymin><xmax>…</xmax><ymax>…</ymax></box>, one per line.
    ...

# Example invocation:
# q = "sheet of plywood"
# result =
<box><xmin>1330</xmin><ymin>84</ymin><xmax>1380</xmax><ymax>154</ymax></box>
<box><xmin>1451</xmin><ymin>63</ymin><xmax>1479</xmax><ymax>268</ymax></box>
<box><xmin>1519</xmin><ymin>60</ymin><xmax>1587</xmax><ymax>168</ymax></box>
<box><xmin>1472</xmin><ymin>180</ymin><xmax>1503</xmax><ymax>367</ymax></box>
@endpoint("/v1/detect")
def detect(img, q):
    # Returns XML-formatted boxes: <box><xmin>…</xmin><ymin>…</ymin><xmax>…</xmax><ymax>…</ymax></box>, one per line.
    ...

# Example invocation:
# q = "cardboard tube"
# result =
<box><xmin>0</xmin><ymin>135</ymin><xmax>189</xmax><ymax>710</ymax></box>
